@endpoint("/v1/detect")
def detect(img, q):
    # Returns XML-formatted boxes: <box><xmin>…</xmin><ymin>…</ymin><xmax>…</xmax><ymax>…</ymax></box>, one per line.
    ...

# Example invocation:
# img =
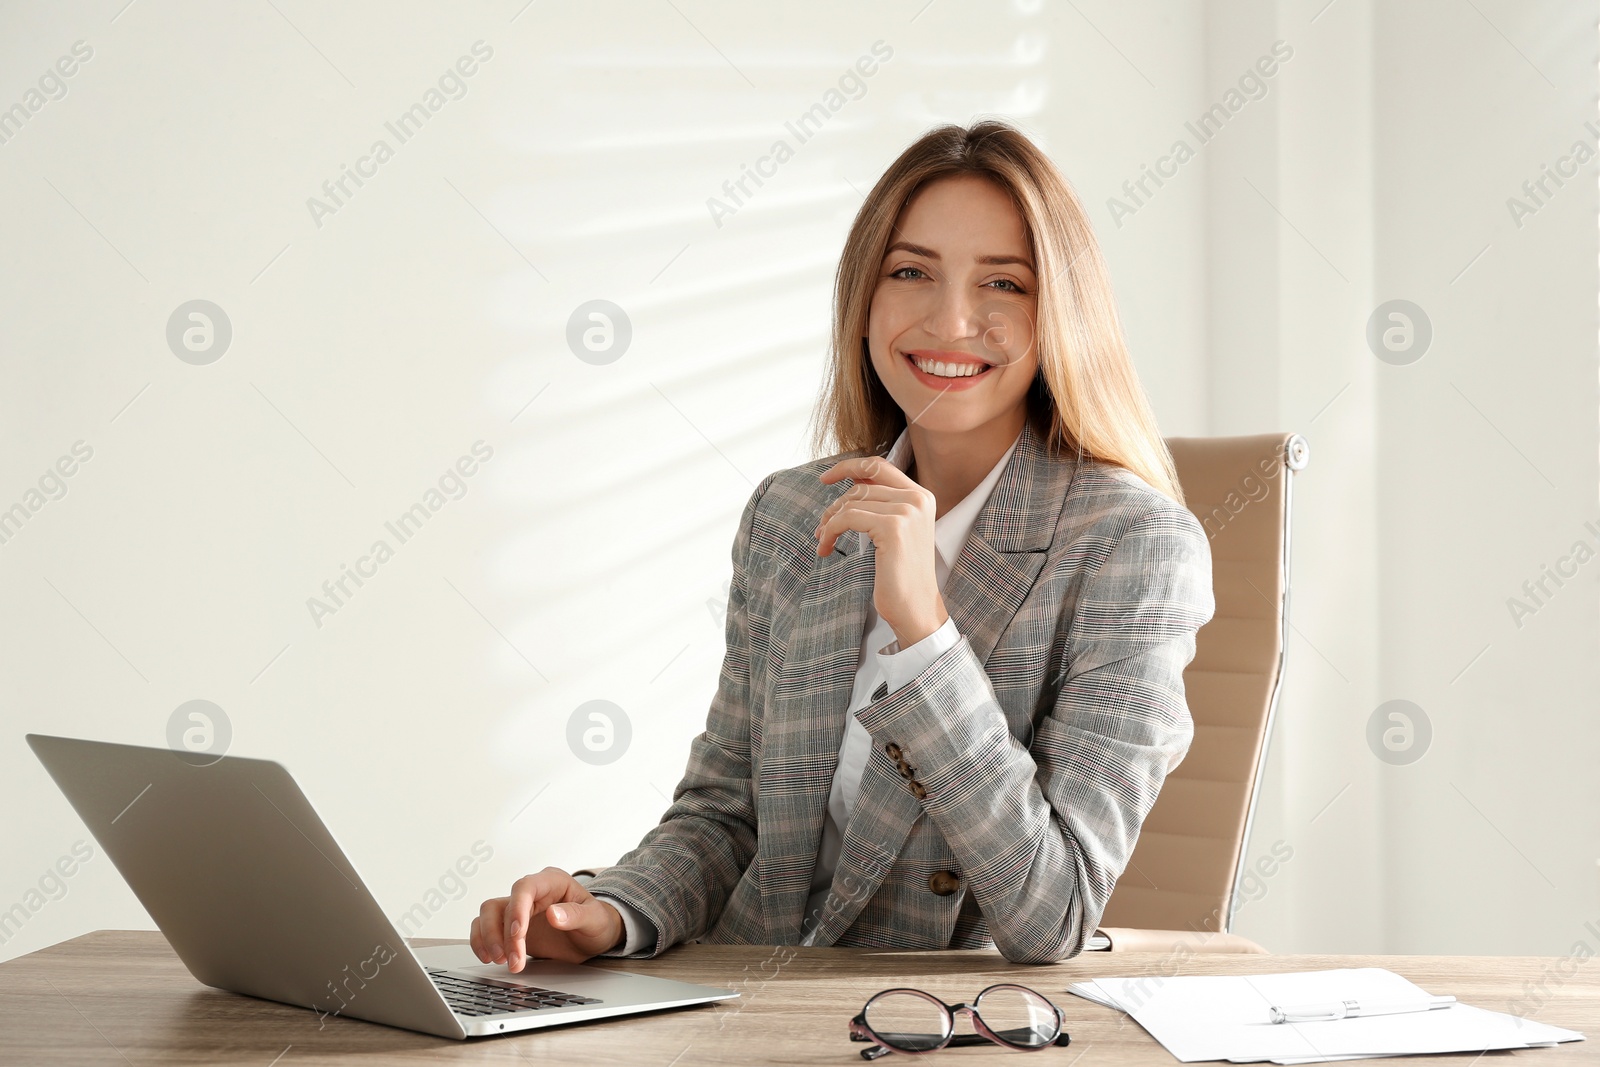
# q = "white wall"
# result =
<box><xmin>1197</xmin><ymin>0</ymin><xmax>1389</xmax><ymax>954</ymax></box>
<box><xmin>1</xmin><ymin>0</ymin><xmax>1595</xmax><ymax>964</ymax></box>
<box><xmin>1368</xmin><ymin>0</ymin><xmax>1600</xmax><ymax>954</ymax></box>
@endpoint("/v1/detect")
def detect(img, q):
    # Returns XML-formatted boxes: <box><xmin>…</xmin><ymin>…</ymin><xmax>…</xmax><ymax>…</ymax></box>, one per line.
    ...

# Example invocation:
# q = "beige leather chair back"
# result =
<box><xmin>1097</xmin><ymin>432</ymin><xmax>1308</xmax><ymax>936</ymax></box>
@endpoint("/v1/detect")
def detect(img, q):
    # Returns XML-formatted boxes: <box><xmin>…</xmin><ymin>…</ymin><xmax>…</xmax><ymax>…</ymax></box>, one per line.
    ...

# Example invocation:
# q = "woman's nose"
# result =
<box><xmin>923</xmin><ymin>287</ymin><xmax>983</xmax><ymax>343</ymax></box>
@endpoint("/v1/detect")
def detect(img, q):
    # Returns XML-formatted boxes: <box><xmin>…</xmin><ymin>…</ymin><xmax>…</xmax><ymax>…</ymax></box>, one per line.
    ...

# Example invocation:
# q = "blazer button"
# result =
<box><xmin>908</xmin><ymin>780</ymin><xmax>927</xmax><ymax>800</ymax></box>
<box><xmin>929</xmin><ymin>870</ymin><xmax>961</xmax><ymax>896</ymax></box>
<box><xmin>885</xmin><ymin>743</ymin><xmax>902</xmax><ymax>761</ymax></box>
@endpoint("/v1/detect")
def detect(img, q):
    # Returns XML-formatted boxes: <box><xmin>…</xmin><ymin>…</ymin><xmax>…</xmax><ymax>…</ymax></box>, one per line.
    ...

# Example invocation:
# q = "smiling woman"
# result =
<box><xmin>816</xmin><ymin>119</ymin><xmax>1183</xmax><ymax>508</ymax></box>
<box><xmin>473</xmin><ymin>118</ymin><xmax>1214</xmax><ymax>969</ymax></box>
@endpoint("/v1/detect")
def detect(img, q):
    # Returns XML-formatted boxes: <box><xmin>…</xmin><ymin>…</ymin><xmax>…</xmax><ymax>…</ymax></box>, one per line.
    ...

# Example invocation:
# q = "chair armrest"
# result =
<box><xmin>1093</xmin><ymin>927</ymin><xmax>1269</xmax><ymax>954</ymax></box>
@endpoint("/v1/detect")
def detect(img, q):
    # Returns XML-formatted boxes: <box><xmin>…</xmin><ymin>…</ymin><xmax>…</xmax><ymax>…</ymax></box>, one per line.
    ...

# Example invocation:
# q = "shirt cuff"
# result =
<box><xmin>874</xmin><ymin>616</ymin><xmax>960</xmax><ymax>695</ymax></box>
<box><xmin>589</xmin><ymin>892</ymin><xmax>658</xmax><ymax>956</ymax></box>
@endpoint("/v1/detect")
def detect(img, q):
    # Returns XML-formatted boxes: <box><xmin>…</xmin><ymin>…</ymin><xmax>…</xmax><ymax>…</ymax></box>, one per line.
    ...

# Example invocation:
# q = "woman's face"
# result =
<box><xmin>866</xmin><ymin>173</ymin><xmax>1040</xmax><ymax>437</ymax></box>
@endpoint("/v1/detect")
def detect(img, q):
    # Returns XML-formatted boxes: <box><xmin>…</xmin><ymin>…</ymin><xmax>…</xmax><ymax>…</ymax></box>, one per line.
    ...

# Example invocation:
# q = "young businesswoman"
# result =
<box><xmin>472</xmin><ymin>119</ymin><xmax>1214</xmax><ymax>968</ymax></box>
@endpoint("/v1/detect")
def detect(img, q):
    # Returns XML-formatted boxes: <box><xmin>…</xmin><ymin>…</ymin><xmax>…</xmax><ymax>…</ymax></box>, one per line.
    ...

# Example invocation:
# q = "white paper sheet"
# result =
<box><xmin>1067</xmin><ymin>968</ymin><xmax>1583</xmax><ymax>1064</ymax></box>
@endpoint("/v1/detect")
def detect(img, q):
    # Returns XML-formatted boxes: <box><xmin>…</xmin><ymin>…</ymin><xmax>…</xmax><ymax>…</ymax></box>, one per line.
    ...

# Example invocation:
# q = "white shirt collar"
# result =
<box><xmin>872</xmin><ymin>428</ymin><xmax>1023</xmax><ymax>570</ymax></box>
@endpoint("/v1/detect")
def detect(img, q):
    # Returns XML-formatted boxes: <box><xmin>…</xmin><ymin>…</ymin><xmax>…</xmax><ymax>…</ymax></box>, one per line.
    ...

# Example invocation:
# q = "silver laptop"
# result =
<box><xmin>26</xmin><ymin>733</ymin><xmax>737</xmax><ymax>1039</ymax></box>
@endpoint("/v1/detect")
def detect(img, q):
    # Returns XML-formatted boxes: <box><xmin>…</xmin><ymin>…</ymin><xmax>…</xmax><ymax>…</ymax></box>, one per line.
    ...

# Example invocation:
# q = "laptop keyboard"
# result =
<box><xmin>427</xmin><ymin>968</ymin><xmax>603</xmax><ymax>1017</ymax></box>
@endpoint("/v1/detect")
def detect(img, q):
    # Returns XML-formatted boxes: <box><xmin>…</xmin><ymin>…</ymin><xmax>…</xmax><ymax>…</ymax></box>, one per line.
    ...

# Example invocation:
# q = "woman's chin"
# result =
<box><xmin>897</xmin><ymin>407</ymin><xmax>1010</xmax><ymax>437</ymax></box>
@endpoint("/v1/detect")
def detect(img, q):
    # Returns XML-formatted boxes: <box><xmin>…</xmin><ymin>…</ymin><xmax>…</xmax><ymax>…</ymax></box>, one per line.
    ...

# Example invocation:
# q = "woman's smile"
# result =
<box><xmin>901</xmin><ymin>348</ymin><xmax>999</xmax><ymax>391</ymax></box>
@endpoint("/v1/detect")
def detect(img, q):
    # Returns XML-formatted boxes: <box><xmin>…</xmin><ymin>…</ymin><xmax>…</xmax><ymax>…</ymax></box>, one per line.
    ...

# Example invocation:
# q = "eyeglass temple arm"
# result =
<box><xmin>943</xmin><ymin>1030</ymin><xmax>1071</xmax><ymax>1048</ymax></box>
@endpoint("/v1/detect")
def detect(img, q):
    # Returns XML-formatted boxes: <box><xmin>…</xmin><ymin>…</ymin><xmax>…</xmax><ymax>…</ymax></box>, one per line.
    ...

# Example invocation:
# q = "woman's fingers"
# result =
<box><xmin>812</xmin><ymin>483</ymin><xmax>928</xmax><ymax>537</ymax></box>
<box><xmin>475</xmin><ymin>868</ymin><xmax>626</xmax><ymax>971</ymax></box>
<box><xmin>814</xmin><ymin>456</ymin><xmax>934</xmax><ymax>553</ymax></box>
<box><xmin>819</xmin><ymin>455</ymin><xmax>918</xmax><ymax>491</ymax></box>
<box><xmin>470</xmin><ymin>904</ymin><xmax>507</xmax><ymax>964</ymax></box>
<box><xmin>814</xmin><ymin>452</ymin><xmax>943</xmax><ymax>648</ymax></box>
<box><xmin>543</xmin><ymin>897</ymin><xmax>622</xmax><ymax>953</ymax></box>
<box><xmin>812</xmin><ymin>483</ymin><xmax>913</xmax><ymax>536</ymax></box>
<box><xmin>545</xmin><ymin>896</ymin><xmax>607</xmax><ymax>934</ymax></box>
<box><xmin>816</xmin><ymin>499</ymin><xmax>914</xmax><ymax>556</ymax></box>
<box><xmin>501</xmin><ymin>868</ymin><xmax>578</xmax><ymax>972</ymax></box>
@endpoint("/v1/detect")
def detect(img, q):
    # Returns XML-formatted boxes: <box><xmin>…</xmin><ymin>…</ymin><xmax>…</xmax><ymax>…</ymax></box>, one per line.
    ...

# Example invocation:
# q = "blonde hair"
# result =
<box><xmin>808</xmin><ymin>118</ymin><xmax>1184</xmax><ymax>506</ymax></box>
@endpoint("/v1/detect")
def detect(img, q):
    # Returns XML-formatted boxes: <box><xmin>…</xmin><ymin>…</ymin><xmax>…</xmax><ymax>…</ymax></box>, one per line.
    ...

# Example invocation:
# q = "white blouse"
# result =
<box><xmin>595</xmin><ymin>427</ymin><xmax>1022</xmax><ymax>955</ymax></box>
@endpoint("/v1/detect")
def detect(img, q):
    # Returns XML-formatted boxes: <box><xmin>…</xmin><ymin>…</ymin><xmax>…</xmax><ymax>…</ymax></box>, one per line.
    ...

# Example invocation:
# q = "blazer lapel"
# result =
<box><xmin>939</xmin><ymin>420</ymin><xmax>1074</xmax><ymax>663</ymax></box>
<box><xmin>804</xmin><ymin>420</ymin><xmax>1079</xmax><ymax>946</ymax></box>
<box><xmin>756</xmin><ymin>520</ymin><xmax>875</xmax><ymax>943</ymax></box>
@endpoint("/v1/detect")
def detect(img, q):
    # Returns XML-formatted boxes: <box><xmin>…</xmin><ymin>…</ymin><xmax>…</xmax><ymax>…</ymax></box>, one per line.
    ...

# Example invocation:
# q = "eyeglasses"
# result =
<box><xmin>848</xmin><ymin>983</ymin><xmax>1070</xmax><ymax>1060</ymax></box>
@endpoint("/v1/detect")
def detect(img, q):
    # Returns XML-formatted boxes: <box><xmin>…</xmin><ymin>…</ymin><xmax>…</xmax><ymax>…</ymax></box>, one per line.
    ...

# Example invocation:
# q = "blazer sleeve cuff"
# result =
<box><xmin>574</xmin><ymin>872</ymin><xmax>667</xmax><ymax>958</ymax></box>
<box><xmin>854</xmin><ymin>634</ymin><xmax>1003</xmax><ymax>797</ymax></box>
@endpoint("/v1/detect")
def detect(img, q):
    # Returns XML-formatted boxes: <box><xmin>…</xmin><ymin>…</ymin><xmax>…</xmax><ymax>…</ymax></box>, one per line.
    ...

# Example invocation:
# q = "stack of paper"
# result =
<box><xmin>1069</xmin><ymin>968</ymin><xmax>1583</xmax><ymax>1063</ymax></box>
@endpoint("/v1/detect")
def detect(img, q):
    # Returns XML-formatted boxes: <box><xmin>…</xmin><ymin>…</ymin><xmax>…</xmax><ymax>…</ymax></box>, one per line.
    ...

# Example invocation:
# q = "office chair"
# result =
<box><xmin>1091</xmin><ymin>431</ymin><xmax>1309</xmax><ymax>954</ymax></box>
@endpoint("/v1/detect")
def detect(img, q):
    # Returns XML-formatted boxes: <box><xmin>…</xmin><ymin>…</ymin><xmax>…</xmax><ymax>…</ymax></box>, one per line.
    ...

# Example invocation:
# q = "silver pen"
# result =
<box><xmin>1268</xmin><ymin>995</ymin><xmax>1456</xmax><ymax>1024</ymax></box>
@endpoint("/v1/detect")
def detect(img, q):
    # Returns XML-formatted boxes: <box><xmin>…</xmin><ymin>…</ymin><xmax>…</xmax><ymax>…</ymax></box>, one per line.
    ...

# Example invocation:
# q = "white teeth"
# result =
<box><xmin>911</xmin><ymin>357</ymin><xmax>987</xmax><ymax>378</ymax></box>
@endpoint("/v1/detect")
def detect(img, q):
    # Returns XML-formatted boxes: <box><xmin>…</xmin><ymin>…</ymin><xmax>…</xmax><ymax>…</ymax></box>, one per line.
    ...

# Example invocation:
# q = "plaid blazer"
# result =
<box><xmin>582</xmin><ymin>419</ymin><xmax>1214</xmax><ymax>964</ymax></box>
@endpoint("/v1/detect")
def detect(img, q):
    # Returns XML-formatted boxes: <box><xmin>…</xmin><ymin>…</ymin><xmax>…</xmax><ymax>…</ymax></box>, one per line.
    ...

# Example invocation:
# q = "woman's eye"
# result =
<box><xmin>887</xmin><ymin>267</ymin><xmax>1026</xmax><ymax>293</ymax></box>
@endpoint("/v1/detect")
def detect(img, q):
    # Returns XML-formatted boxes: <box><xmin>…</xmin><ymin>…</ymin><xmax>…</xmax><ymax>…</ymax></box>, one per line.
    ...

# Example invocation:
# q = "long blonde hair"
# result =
<box><xmin>808</xmin><ymin>118</ymin><xmax>1184</xmax><ymax>506</ymax></box>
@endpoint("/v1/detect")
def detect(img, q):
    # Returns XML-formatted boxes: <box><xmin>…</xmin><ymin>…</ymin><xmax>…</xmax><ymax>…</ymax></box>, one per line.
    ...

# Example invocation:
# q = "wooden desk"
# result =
<box><xmin>0</xmin><ymin>931</ymin><xmax>1593</xmax><ymax>1065</ymax></box>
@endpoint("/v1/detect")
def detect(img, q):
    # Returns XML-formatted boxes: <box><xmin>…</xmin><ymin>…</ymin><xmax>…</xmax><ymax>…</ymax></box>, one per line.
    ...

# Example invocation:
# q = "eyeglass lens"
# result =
<box><xmin>974</xmin><ymin>985</ymin><xmax>1059</xmax><ymax>1049</ymax></box>
<box><xmin>862</xmin><ymin>991</ymin><xmax>952</xmax><ymax>1052</ymax></box>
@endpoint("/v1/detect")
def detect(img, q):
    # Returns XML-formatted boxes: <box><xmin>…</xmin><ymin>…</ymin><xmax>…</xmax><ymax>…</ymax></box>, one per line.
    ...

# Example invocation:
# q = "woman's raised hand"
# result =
<box><xmin>470</xmin><ymin>867</ymin><xmax>624</xmax><ymax>971</ymax></box>
<box><xmin>815</xmin><ymin>455</ymin><xmax>948</xmax><ymax>649</ymax></box>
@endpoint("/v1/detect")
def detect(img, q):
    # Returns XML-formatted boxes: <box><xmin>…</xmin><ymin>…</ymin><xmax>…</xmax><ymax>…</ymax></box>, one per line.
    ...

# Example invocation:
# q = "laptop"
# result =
<box><xmin>25</xmin><ymin>733</ymin><xmax>737</xmax><ymax>1039</ymax></box>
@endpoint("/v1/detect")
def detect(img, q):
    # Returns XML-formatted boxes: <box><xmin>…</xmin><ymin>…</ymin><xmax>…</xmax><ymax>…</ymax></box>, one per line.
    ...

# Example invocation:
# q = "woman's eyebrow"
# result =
<box><xmin>885</xmin><ymin>240</ymin><xmax>1036</xmax><ymax>272</ymax></box>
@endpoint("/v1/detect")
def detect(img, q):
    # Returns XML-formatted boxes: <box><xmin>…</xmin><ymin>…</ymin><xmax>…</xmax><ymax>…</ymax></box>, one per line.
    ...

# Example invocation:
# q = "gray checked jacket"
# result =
<box><xmin>582</xmin><ymin>418</ymin><xmax>1214</xmax><ymax>963</ymax></box>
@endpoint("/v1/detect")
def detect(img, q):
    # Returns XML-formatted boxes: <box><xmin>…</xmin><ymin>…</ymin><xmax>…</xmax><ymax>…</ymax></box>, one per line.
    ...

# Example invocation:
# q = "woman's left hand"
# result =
<box><xmin>815</xmin><ymin>455</ymin><xmax>948</xmax><ymax>648</ymax></box>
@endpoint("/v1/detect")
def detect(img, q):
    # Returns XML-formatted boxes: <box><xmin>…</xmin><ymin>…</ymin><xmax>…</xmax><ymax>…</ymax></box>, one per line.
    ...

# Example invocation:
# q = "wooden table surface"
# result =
<box><xmin>0</xmin><ymin>931</ymin><xmax>1593</xmax><ymax>1065</ymax></box>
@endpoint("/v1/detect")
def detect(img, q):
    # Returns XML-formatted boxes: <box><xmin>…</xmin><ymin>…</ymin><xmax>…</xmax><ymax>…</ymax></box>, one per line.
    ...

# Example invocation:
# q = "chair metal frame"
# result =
<box><xmin>1221</xmin><ymin>433</ymin><xmax>1308</xmax><ymax>933</ymax></box>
